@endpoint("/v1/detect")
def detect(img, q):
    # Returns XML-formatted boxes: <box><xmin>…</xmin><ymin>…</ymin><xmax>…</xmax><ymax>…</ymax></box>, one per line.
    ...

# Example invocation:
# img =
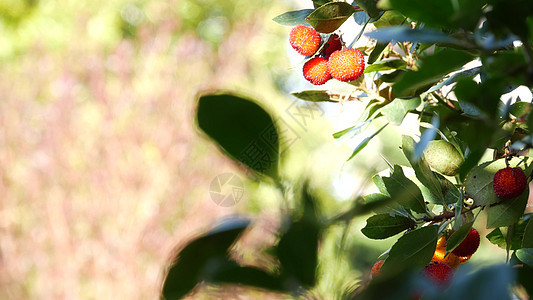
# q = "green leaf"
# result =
<box><xmin>306</xmin><ymin>2</ymin><xmax>357</xmax><ymax>33</ymax></box>
<box><xmin>401</xmin><ymin>135</ymin><xmax>444</xmax><ymax>204</ymax></box>
<box><xmin>277</xmin><ymin>186</ymin><xmax>320</xmax><ymax>287</ymax></box>
<box><xmin>382</xmin><ymin>165</ymin><xmax>427</xmax><ymax>214</ymax></box>
<box><xmin>364</xmin><ymin>59</ymin><xmax>407</xmax><ymax>73</ymax></box>
<box><xmin>291</xmin><ymin>90</ymin><xmax>339</xmax><ymax>103</ymax></box>
<box><xmin>372</xmin><ymin>10</ymin><xmax>405</xmax><ymax>28</ymax></box>
<box><xmin>516</xmin><ymin>249</ymin><xmax>533</xmax><ymax>266</ymax></box>
<box><xmin>523</xmin><ymin>218</ymin><xmax>533</xmax><ymax>248</ymax></box>
<box><xmin>196</xmin><ymin>93</ymin><xmax>279</xmax><ymax>178</ymax></box>
<box><xmin>366</xmin><ymin>26</ymin><xmax>462</xmax><ymax>44</ymax></box>
<box><xmin>486</xmin><ymin>187</ymin><xmax>529</xmax><ymax>228</ymax></box>
<box><xmin>272</xmin><ymin>9</ymin><xmax>314</xmax><ymax>26</ymax></box>
<box><xmin>380</xmin><ymin>97</ymin><xmax>421</xmax><ymax>124</ymax></box>
<box><xmin>381</xmin><ymin>225</ymin><xmax>439</xmax><ymax>273</ymax></box>
<box><xmin>161</xmin><ymin>217</ymin><xmax>251</xmax><ymax>299</ymax></box>
<box><xmin>510</xmin><ymin>101</ymin><xmax>531</xmax><ymax>118</ymax></box>
<box><xmin>347</xmin><ymin>122</ymin><xmax>388</xmax><ymax>160</ymax></box>
<box><xmin>393</xmin><ymin>49</ymin><xmax>475</xmax><ymax>97</ymax></box>
<box><xmin>464</xmin><ymin>159</ymin><xmax>507</xmax><ymax>206</ymax></box>
<box><xmin>446</xmin><ymin>222</ymin><xmax>474</xmax><ymax>253</ymax></box>
<box><xmin>361</xmin><ymin>214</ymin><xmax>415</xmax><ymax>239</ymax></box>
<box><xmin>356</xmin><ymin>0</ymin><xmax>381</xmax><ymax>18</ymax></box>
<box><xmin>212</xmin><ymin>263</ymin><xmax>284</xmax><ymax>291</ymax></box>
<box><xmin>313</xmin><ymin>0</ymin><xmax>332</xmax><ymax>9</ymax></box>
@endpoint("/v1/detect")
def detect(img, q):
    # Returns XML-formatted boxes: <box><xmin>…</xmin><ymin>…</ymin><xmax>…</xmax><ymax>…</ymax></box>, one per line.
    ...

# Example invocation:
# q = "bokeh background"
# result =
<box><xmin>0</xmin><ymin>0</ymin><xmax>514</xmax><ymax>299</ymax></box>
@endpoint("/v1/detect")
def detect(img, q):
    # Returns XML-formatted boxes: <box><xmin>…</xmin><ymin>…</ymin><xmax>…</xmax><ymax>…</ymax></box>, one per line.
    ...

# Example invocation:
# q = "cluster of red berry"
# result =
<box><xmin>289</xmin><ymin>25</ymin><xmax>365</xmax><ymax>85</ymax></box>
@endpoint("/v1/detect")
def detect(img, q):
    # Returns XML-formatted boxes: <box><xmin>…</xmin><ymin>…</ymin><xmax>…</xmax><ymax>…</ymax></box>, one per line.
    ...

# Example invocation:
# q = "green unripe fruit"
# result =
<box><xmin>423</xmin><ymin>140</ymin><xmax>463</xmax><ymax>176</ymax></box>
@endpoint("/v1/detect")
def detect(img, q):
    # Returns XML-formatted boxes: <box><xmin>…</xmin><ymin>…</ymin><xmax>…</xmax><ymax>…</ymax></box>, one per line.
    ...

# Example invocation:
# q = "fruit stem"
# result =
<box><xmin>420</xmin><ymin>205</ymin><xmax>479</xmax><ymax>223</ymax></box>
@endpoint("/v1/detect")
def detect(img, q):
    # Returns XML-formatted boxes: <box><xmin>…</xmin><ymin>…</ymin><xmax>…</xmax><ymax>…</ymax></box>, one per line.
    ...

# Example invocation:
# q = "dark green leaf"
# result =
<box><xmin>454</xmin><ymin>77</ymin><xmax>506</xmax><ymax>119</ymax></box>
<box><xmin>382</xmin><ymin>165</ymin><xmax>427</xmax><ymax>214</ymax></box>
<box><xmin>306</xmin><ymin>2</ymin><xmax>357</xmax><ymax>33</ymax></box>
<box><xmin>361</xmin><ymin>214</ymin><xmax>415</xmax><ymax>239</ymax></box>
<box><xmin>161</xmin><ymin>217</ymin><xmax>251</xmax><ymax>300</ymax></box>
<box><xmin>380</xmin><ymin>97</ymin><xmax>421</xmax><ymax>125</ymax></box>
<box><xmin>291</xmin><ymin>90</ymin><xmax>339</xmax><ymax>103</ymax></box>
<box><xmin>381</xmin><ymin>225</ymin><xmax>439</xmax><ymax>273</ymax></box>
<box><xmin>277</xmin><ymin>186</ymin><xmax>320</xmax><ymax>287</ymax></box>
<box><xmin>364</xmin><ymin>59</ymin><xmax>407</xmax><ymax>73</ymax></box>
<box><xmin>347</xmin><ymin>122</ymin><xmax>388</xmax><ymax>160</ymax></box>
<box><xmin>446</xmin><ymin>222</ymin><xmax>474</xmax><ymax>253</ymax></box>
<box><xmin>486</xmin><ymin>187</ymin><xmax>529</xmax><ymax>228</ymax></box>
<box><xmin>516</xmin><ymin>248</ymin><xmax>533</xmax><ymax>266</ymax></box>
<box><xmin>356</xmin><ymin>0</ymin><xmax>381</xmax><ymax>18</ymax></box>
<box><xmin>313</xmin><ymin>0</ymin><xmax>332</xmax><ymax>9</ymax></box>
<box><xmin>212</xmin><ymin>263</ymin><xmax>284</xmax><ymax>291</ymax></box>
<box><xmin>273</xmin><ymin>9</ymin><xmax>314</xmax><ymax>26</ymax></box>
<box><xmin>510</xmin><ymin>101</ymin><xmax>531</xmax><ymax>118</ymax></box>
<box><xmin>196</xmin><ymin>93</ymin><xmax>279</xmax><ymax>178</ymax></box>
<box><xmin>393</xmin><ymin>49</ymin><xmax>474</xmax><ymax>97</ymax></box>
<box><xmin>401</xmin><ymin>135</ymin><xmax>444</xmax><ymax>204</ymax></box>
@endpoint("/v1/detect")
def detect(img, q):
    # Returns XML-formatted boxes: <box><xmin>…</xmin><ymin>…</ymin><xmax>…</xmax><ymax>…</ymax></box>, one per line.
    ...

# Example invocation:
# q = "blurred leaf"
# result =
<box><xmin>273</xmin><ymin>9</ymin><xmax>314</xmax><ymax>26</ymax></box>
<box><xmin>366</xmin><ymin>26</ymin><xmax>462</xmax><ymax>44</ymax></box>
<box><xmin>291</xmin><ymin>90</ymin><xmax>340</xmax><ymax>102</ymax></box>
<box><xmin>306</xmin><ymin>2</ymin><xmax>357</xmax><ymax>33</ymax></box>
<box><xmin>161</xmin><ymin>218</ymin><xmax>251</xmax><ymax>299</ymax></box>
<box><xmin>361</xmin><ymin>213</ymin><xmax>415</xmax><ymax>239</ymax></box>
<box><xmin>425</xmin><ymin>66</ymin><xmax>483</xmax><ymax>94</ymax></box>
<box><xmin>277</xmin><ymin>186</ymin><xmax>320</xmax><ymax>288</ymax></box>
<box><xmin>382</xmin><ymin>165</ymin><xmax>427</xmax><ymax>214</ymax></box>
<box><xmin>402</xmin><ymin>135</ymin><xmax>444</xmax><ymax>204</ymax></box>
<box><xmin>393</xmin><ymin>49</ymin><xmax>474</xmax><ymax>97</ymax></box>
<box><xmin>446</xmin><ymin>221</ymin><xmax>474</xmax><ymax>253</ymax></box>
<box><xmin>356</xmin><ymin>0</ymin><xmax>381</xmax><ymax>18</ymax></box>
<box><xmin>454</xmin><ymin>77</ymin><xmax>506</xmax><ymax>119</ymax></box>
<box><xmin>196</xmin><ymin>93</ymin><xmax>279</xmax><ymax>178</ymax></box>
<box><xmin>368</xmin><ymin>41</ymin><xmax>389</xmax><ymax>64</ymax></box>
<box><xmin>433</xmin><ymin>264</ymin><xmax>514</xmax><ymax>300</ymax></box>
<box><xmin>486</xmin><ymin>187</ymin><xmax>529</xmax><ymax>228</ymax></box>
<box><xmin>523</xmin><ymin>218</ymin><xmax>533</xmax><ymax>248</ymax></box>
<box><xmin>212</xmin><ymin>263</ymin><xmax>284</xmax><ymax>291</ymax></box>
<box><xmin>414</xmin><ymin>115</ymin><xmax>439</xmax><ymax>161</ymax></box>
<box><xmin>383</xmin><ymin>0</ymin><xmax>484</xmax><ymax>30</ymax></box>
<box><xmin>516</xmin><ymin>249</ymin><xmax>533</xmax><ymax>266</ymax></box>
<box><xmin>364</xmin><ymin>59</ymin><xmax>407</xmax><ymax>73</ymax></box>
<box><xmin>381</xmin><ymin>225</ymin><xmax>439</xmax><ymax>273</ymax></box>
<box><xmin>347</xmin><ymin>122</ymin><xmax>388</xmax><ymax>160</ymax></box>
<box><xmin>380</xmin><ymin>97</ymin><xmax>421</xmax><ymax>124</ymax></box>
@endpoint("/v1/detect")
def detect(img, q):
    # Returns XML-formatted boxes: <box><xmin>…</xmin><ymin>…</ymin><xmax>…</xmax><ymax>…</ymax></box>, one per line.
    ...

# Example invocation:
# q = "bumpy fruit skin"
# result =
<box><xmin>431</xmin><ymin>236</ymin><xmax>471</xmax><ymax>269</ymax></box>
<box><xmin>371</xmin><ymin>260</ymin><xmax>384</xmax><ymax>278</ymax></box>
<box><xmin>303</xmin><ymin>57</ymin><xmax>331</xmax><ymax>85</ymax></box>
<box><xmin>422</xmin><ymin>263</ymin><xmax>453</xmax><ymax>289</ymax></box>
<box><xmin>423</xmin><ymin>140</ymin><xmax>463</xmax><ymax>176</ymax></box>
<box><xmin>289</xmin><ymin>25</ymin><xmax>321</xmax><ymax>56</ymax></box>
<box><xmin>327</xmin><ymin>48</ymin><xmax>365</xmax><ymax>82</ymax></box>
<box><xmin>493</xmin><ymin>167</ymin><xmax>527</xmax><ymax>199</ymax></box>
<box><xmin>322</xmin><ymin>34</ymin><xmax>342</xmax><ymax>58</ymax></box>
<box><xmin>452</xmin><ymin>228</ymin><xmax>480</xmax><ymax>257</ymax></box>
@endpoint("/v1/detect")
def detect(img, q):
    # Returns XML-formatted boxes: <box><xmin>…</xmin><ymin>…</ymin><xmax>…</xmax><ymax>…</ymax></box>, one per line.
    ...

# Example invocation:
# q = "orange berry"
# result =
<box><xmin>303</xmin><ymin>57</ymin><xmax>331</xmax><ymax>85</ymax></box>
<box><xmin>289</xmin><ymin>25</ymin><xmax>321</xmax><ymax>56</ymax></box>
<box><xmin>371</xmin><ymin>260</ymin><xmax>384</xmax><ymax>278</ymax></box>
<box><xmin>493</xmin><ymin>167</ymin><xmax>527</xmax><ymax>199</ymax></box>
<box><xmin>327</xmin><ymin>48</ymin><xmax>365</xmax><ymax>82</ymax></box>
<box><xmin>422</xmin><ymin>263</ymin><xmax>453</xmax><ymax>289</ymax></box>
<box><xmin>452</xmin><ymin>228</ymin><xmax>480</xmax><ymax>257</ymax></box>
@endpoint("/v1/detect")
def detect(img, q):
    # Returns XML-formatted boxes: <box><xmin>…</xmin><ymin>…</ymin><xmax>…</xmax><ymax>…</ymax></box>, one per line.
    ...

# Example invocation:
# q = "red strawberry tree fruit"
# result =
<box><xmin>162</xmin><ymin>1</ymin><xmax>533</xmax><ymax>299</ymax></box>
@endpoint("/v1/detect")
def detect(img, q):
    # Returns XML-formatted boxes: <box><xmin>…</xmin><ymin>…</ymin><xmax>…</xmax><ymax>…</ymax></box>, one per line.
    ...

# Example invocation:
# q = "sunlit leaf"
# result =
<box><xmin>347</xmin><ymin>123</ymin><xmax>388</xmax><ymax>160</ymax></box>
<box><xmin>273</xmin><ymin>9</ymin><xmax>314</xmax><ymax>26</ymax></box>
<box><xmin>306</xmin><ymin>2</ymin><xmax>357</xmax><ymax>33</ymax></box>
<box><xmin>361</xmin><ymin>214</ymin><xmax>415</xmax><ymax>239</ymax></box>
<box><xmin>486</xmin><ymin>187</ymin><xmax>529</xmax><ymax>228</ymax></box>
